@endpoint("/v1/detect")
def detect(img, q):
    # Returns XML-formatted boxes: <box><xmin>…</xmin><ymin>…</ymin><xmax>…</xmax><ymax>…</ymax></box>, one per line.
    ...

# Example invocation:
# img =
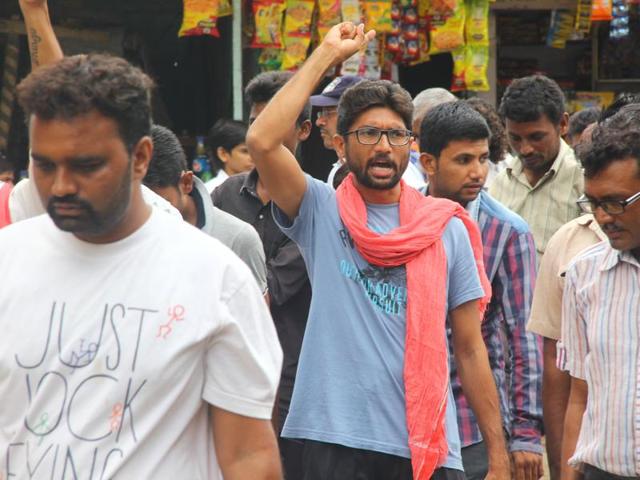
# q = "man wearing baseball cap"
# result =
<box><xmin>312</xmin><ymin>75</ymin><xmax>426</xmax><ymax>190</ymax></box>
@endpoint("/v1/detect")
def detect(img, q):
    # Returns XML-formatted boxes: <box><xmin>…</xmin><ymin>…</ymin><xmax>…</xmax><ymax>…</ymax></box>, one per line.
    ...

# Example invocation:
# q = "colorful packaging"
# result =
<box><xmin>317</xmin><ymin>0</ymin><xmax>342</xmax><ymax>40</ymax></box>
<box><xmin>250</xmin><ymin>0</ymin><xmax>286</xmax><ymax>48</ymax></box>
<box><xmin>465</xmin><ymin>0</ymin><xmax>489</xmax><ymax>46</ymax></box>
<box><xmin>450</xmin><ymin>45</ymin><xmax>466</xmax><ymax>91</ymax></box>
<box><xmin>428</xmin><ymin>0</ymin><xmax>458</xmax><ymax>16</ymax></box>
<box><xmin>219</xmin><ymin>0</ymin><xmax>232</xmax><ymax>17</ymax></box>
<box><xmin>464</xmin><ymin>45</ymin><xmax>489</xmax><ymax>91</ymax></box>
<box><xmin>258</xmin><ymin>48</ymin><xmax>284</xmax><ymax>71</ymax></box>
<box><xmin>281</xmin><ymin>0</ymin><xmax>315</xmax><ymax>70</ymax></box>
<box><xmin>341</xmin><ymin>0</ymin><xmax>362</xmax><ymax>23</ymax></box>
<box><xmin>429</xmin><ymin>5</ymin><xmax>465</xmax><ymax>54</ymax></box>
<box><xmin>546</xmin><ymin>10</ymin><xmax>575</xmax><ymax>48</ymax></box>
<box><xmin>179</xmin><ymin>0</ymin><xmax>220</xmax><ymax>37</ymax></box>
<box><xmin>591</xmin><ymin>0</ymin><xmax>613</xmax><ymax>21</ymax></box>
<box><xmin>574</xmin><ymin>0</ymin><xmax>593</xmax><ymax>34</ymax></box>
<box><xmin>363</xmin><ymin>0</ymin><xmax>394</xmax><ymax>32</ymax></box>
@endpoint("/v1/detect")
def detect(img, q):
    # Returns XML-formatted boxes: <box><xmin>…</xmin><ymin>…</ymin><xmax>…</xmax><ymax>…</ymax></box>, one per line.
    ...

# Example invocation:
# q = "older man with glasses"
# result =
<box><xmin>557</xmin><ymin>104</ymin><xmax>640</xmax><ymax>480</ymax></box>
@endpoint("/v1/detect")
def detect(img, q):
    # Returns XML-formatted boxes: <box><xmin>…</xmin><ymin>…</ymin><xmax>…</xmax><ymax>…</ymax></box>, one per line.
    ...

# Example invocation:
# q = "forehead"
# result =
<box><xmin>584</xmin><ymin>157</ymin><xmax>640</xmax><ymax>197</ymax></box>
<box><xmin>348</xmin><ymin>106</ymin><xmax>406</xmax><ymax>129</ymax></box>
<box><xmin>30</xmin><ymin>111</ymin><xmax>125</xmax><ymax>159</ymax></box>
<box><xmin>505</xmin><ymin>115</ymin><xmax>557</xmax><ymax>135</ymax></box>
<box><xmin>440</xmin><ymin>138</ymin><xmax>490</xmax><ymax>157</ymax></box>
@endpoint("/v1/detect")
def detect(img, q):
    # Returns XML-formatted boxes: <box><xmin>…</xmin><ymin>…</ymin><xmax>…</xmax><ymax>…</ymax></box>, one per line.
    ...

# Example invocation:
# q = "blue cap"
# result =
<box><xmin>310</xmin><ymin>75</ymin><xmax>365</xmax><ymax>107</ymax></box>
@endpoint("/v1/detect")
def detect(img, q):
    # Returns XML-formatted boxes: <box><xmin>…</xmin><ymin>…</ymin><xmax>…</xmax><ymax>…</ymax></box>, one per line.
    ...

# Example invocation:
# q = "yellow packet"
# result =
<box><xmin>465</xmin><ymin>45</ymin><xmax>489</xmax><ymax>91</ymax></box>
<box><xmin>450</xmin><ymin>45</ymin><xmax>466</xmax><ymax>91</ymax></box>
<box><xmin>429</xmin><ymin>6</ymin><xmax>465</xmax><ymax>54</ymax></box>
<box><xmin>219</xmin><ymin>0</ymin><xmax>232</xmax><ymax>17</ymax></box>
<box><xmin>250</xmin><ymin>0</ymin><xmax>286</xmax><ymax>48</ymax></box>
<box><xmin>428</xmin><ymin>0</ymin><xmax>458</xmax><ymax>16</ymax></box>
<box><xmin>179</xmin><ymin>0</ymin><xmax>220</xmax><ymax>37</ymax></box>
<box><xmin>341</xmin><ymin>0</ymin><xmax>362</xmax><ymax>23</ymax></box>
<box><xmin>317</xmin><ymin>0</ymin><xmax>342</xmax><ymax>40</ymax></box>
<box><xmin>362</xmin><ymin>0</ymin><xmax>393</xmax><ymax>33</ymax></box>
<box><xmin>465</xmin><ymin>0</ymin><xmax>489</xmax><ymax>46</ymax></box>
<box><xmin>281</xmin><ymin>0</ymin><xmax>315</xmax><ymax>69</ymax></box>
<box><xmin>281</xmin><ymin>37</ymin><xmax>312</xmax><ymax>70</ymax></box>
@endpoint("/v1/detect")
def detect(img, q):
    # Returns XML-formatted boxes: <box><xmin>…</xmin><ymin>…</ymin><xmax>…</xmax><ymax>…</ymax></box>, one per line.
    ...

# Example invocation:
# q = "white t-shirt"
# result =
<box><xmin>8</xmin><ymin>178</ymin><xmax>181</xmax><ymax>223</ymax></box>
<box><xmin>0</xmin><ymin>211</ymin><xmax>282</xmax><ymax>479</ymax></box>
<box><xmin>204</xmin><ymin>170</ymin><xmax>229</xmax><ymax>194</ymax></box>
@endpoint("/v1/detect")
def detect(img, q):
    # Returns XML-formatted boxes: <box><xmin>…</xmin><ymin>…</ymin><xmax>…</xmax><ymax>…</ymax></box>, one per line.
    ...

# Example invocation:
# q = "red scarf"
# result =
<box><xmin>336</xmin><ymin>173</ymin><xmax>490</xmax><ymax>479</ymax></box>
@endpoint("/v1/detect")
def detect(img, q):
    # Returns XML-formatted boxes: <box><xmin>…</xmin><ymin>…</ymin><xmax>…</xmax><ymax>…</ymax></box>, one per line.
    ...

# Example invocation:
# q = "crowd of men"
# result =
<box><xmin>0</xmin><ymin>1</ymin><xmax>639</xmax><ymax>479</ymax></box>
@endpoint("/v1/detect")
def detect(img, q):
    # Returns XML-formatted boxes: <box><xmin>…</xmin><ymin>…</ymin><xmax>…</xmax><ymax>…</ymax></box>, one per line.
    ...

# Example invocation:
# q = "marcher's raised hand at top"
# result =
<box><xmin>318</xmin><ymin>22</ymin><xmax>376</xmax><ymax>66</ymax></box>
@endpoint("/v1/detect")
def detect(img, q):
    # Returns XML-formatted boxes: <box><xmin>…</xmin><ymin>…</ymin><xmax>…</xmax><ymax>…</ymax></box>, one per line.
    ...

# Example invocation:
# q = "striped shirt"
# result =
<box><xmin>489</xmin><ymin>140</ymin><xmax>583</xmax><ymax>259</ymax></box>
<box><xmin>450</xmin><ymin>190</ymin><xmax>543</xmax><ymax>452</ymax></box>
<box><xmin>558</xmin><ymin>242</ymin><xmax>640</xmax><ymax>476</ymax></box>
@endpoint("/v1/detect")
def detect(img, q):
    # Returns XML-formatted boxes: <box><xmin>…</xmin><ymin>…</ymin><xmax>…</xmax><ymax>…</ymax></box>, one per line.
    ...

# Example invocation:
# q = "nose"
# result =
<box><xmin>316</xmin><ymin>116</ymin><xmax>325</xmax><ymax>128</ymax></box>
<box><xmin>373</xmin><ymin>132</ymin><xmax>393</xmax><ymax>152</ymax></box>
<box><xmin>594</xmin><ymin>205</ymin><xmax>615</xmax><ymax>226</ymax></box>
<box><xmin>51</xmin><ymin>168</ymin><xmax>78</xmax><ymax>198</ymax></box>
<box><xmin>519</xmin><ymin>140</ymin><xmax>534</xmax><ymax>157</ymax></box>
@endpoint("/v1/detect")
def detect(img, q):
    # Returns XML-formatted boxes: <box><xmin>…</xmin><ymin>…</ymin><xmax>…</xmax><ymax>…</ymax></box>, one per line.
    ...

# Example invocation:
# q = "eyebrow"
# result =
<box><xmin>31</xmin><ymin>153</ymin><xmax>106</xmax><ymax>165</ymax></box>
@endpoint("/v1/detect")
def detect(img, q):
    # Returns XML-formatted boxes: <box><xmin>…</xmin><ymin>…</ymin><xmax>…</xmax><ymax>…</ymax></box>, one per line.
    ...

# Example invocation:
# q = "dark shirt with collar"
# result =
<box><xmin>212</xmin><ymin>168</ymin><xmax>311</xmax><ymax>428</ymax></box>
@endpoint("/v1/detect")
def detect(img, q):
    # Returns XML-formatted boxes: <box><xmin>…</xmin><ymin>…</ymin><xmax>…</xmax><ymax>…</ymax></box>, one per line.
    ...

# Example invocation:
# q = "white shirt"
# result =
<box><xmin>205</xmin><ymin>170</ymin><xmax>229</xmax><ymax>194</ymax></box>
<box><xmin>0</xmin><ymin>211</ymin><xmax>282</xmax><ymax>479</ymax></box>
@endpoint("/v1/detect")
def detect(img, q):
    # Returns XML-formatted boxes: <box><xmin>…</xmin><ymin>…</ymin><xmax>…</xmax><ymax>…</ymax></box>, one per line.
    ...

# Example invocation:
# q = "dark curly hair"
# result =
<box><xmin>245</xmin><ymin>71</ymin><xmax>310</xmax><ymax>127</ymax></box>
<box><xmin>466</xmin><ymin>97</ymin><xmax>507</xmax><ymax>164</ymax></box>
<box><xmin>598</xmin><ymin>93</ymin><xmax>640</xmax><ymax>124</ymax></box>
<box><xmin>16</xmin><ymin>53</ymin><xmax>154</xmax><ymax>153</ymax></box>
<box><xmin>499</xmin><ymin>75</ymin><xmax>566</xmax><ymax>125</ymax></box>
<box><xmin>143</xmin><ymin>125</ymin><xmax>187</xmax><ymax>189</ymax></box>
<box><xmin>580</xmin><ymin>104</ymin><xmax>640</xmax><ymax>179</ymax></box>
<box><xmin>337</xmin><ymin>80</ymin><xmax>413</xmax><ymax>136</ymax></box>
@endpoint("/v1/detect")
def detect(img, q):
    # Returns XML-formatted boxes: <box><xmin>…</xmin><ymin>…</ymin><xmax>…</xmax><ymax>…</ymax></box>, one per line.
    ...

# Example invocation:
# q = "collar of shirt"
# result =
<box><xmin>240</xmin><ymin>168</ymin><xmax>260</xmax><ymax>199</ymax></box>
<box><xmin>576</xmin><ymin>213</ymin><xmax>609</xmax><ymax>242</ymax></box>
<box><xmin>600</xmin><ymin>243</ymin><xmax>640</xmax><ymax>271</ymax></box>
<box><xmin>506</xmin><ymin>139</ymin><xmax>572</xmax><ymax>189</ymax></box>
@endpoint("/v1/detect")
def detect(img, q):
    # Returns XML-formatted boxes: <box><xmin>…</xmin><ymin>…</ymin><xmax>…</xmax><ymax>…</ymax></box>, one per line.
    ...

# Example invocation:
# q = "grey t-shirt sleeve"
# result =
<box><xmin>229</xmin><ymin>225</ymin><xmax>268</xmax><ymax>294</ymax></box>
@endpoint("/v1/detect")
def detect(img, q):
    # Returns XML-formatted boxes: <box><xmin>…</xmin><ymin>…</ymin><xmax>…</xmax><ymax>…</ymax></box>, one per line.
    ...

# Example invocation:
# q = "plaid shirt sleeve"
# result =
<box><xmin>497</xmin><ymin>229</ymin><xmax>543</xmax><ymax>453</ymax></box>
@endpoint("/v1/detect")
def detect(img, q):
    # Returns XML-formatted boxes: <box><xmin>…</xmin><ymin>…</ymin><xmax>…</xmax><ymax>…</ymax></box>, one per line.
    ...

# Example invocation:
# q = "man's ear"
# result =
<box><xmin>333</xmin><ymin>135</ymin><xmax>346</xmax><ymax>161</ymax></box>
<box><xmin>132</xmin><ymin>136</ymin><xmax>153</xmax><ymax>181</ymax></box>
<box><xmin>559</xmin><ymin>112</ymin><xmax>570</xmax><ymax>137</ymax></box>
<box><xmin>420</xmin><ymin>152</ymin><xmax>438</xmax><ymax>177</ymax></box>
<box><xmin>297</xmin><ymin>119</ymin><xmax>312</xmax><ymax>142</ymax></box>
<box><xmin>179</xmin><ymin>171</ymin><xmax>195</xmax><ymax>195</ymax></box>
<box><xmin>216</xmin><ymin>147</ymin><xmax>230</xmax><ymax>165</ymax></box>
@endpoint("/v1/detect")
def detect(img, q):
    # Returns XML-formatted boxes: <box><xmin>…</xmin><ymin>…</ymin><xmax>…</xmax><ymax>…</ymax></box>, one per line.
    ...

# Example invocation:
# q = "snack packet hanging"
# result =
<box><xmin>341</xmin><ymin>0</ymin><xmax>362</xmax><ymax>23</ymax></box>
<box><xmin>281</xmin><ymin>0</ymin><xmax>315</xmax><ymax>70</ymax></box>
<box><xmin>250</xmin><ymin>0</ymin><xmax>286</xmax><ymax>48</ymax></box>
<box><xmin>428</xmin><ymin>0</ymin><xmax>458</xmax><ymax>16</ymax></box>
<box><xmin>546</xmin><ymin>10</ymin><xmax>574</xmax><ymax>48</ymax></box>
<box><xmin>465</xmin><ymin>0</ymin><xmax>489</xmax><ymax>46</ymax></box>
<box><xmin>465</xmin><ymin>45</ymin><xmax>489</xmax><ymax>91</ymax></box>
<box><xmin>591</xmin><ymin>0</ymin><xmax>612</xmax><ymax>21</ymax></box>
<box><xmin>429</xmin><ymin>5</ymin><xmax>465</xmax><ymax>54</ymax></box>
<box><xmin>450</xmin><ymin>45</ymin><xmax>466</xmax><ymax>91</ymax></box>
<box><xmin>317</xmin><ymin>0</ymin><xmax>342</xmax><ymax>40</ymax></box>
<box><xmin>219</xmin><ymin>0</ymin><xmax>232</xmax><ymax>18</ymax></box>
<box><xmin>258</xmin><ymin>48</ymin><xmax>284</xmax><ymax>70</ymax></box>
<box><xmin>574</xmin><ymin>0</ymin><xmax>593</xmax><ymax>34</ymax></box>
<box><xmin>179</xmin><ymin>0</ymin><xmax>220</xmax><ymax>37</ymax></box>
<box><xmin>363</xmin><ymin>0</ymin><xmax>393</xmax><ymax>32</ymax></box>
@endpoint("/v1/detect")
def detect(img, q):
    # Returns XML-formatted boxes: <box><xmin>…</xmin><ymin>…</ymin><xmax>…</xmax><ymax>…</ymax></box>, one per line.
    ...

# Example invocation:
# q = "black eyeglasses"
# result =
<box><xmin>344</xmin><ymin>127</ymin><xmax>413</xmax><ymax>146</ymax></box>
<box><xmin>576</xmin><ymin>191</ymin><xmax>640</xmax><ymax>215</ymax></box>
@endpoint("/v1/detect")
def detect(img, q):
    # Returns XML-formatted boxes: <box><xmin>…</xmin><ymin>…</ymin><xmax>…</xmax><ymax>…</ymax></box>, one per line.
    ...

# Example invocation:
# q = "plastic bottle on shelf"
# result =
<box><xmin>191</xmin><ymin>136</ymin><xmax>212</xmax><ymax>182</ymax></box>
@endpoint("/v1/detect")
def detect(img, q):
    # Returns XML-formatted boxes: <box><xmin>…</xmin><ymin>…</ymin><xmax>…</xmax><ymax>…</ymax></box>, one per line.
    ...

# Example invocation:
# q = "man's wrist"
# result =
<box><xmin>312</xmin><ymin>42</ymin><xmax>344</xmax><ymax>70</ymax></box>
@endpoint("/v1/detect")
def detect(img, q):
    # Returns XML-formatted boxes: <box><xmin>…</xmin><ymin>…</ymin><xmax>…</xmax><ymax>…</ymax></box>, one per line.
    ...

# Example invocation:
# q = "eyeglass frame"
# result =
<box><xmin>316</xmin><ymin>108</ymin><xmax>338</xmax><ymax>120</ymax></box>
<box><xmin>343</xmin><ymin>127</ymin><xmax>414</xmax><ymax>146</ymax></box>
<box><xmin>576</xmin><ymin>190</ymin><xmax>640</xmax><ymax>215</ymax></box>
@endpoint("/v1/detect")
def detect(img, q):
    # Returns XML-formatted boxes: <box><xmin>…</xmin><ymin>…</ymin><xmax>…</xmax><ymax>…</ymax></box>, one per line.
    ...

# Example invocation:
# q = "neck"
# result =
<box><xmin>74</xmin><ymin>185</ymin><xmax>151</xmax><ymax>244</ymax></box>
<box><xmin>183</xmin><ymin>195</ymin><xmax>198</xmax><ymax>226</ymax></box>
<box><xmin>354</xmin><ymin>180</ymin><xmax>402</xmax><ymax>204</ymax></box>
<box><xmin>256</xmin><ymin>176</ymin><xmax>271</xmax><ymax>205</ymax></box>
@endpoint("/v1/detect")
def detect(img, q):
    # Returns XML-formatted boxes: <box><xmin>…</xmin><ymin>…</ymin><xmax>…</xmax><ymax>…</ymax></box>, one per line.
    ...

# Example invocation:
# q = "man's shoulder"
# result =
<box><xmin>478</xmin><ymin>191</ymin><xmax>530</xmax><ymax>235</ymax></box>
<box><xmin>209</xmin><ymin>206</ymin><xmax>261</xmax><ymax>246</ymax></box>
<box><xmin>566</xmin><ymin>241</ymin><xmax>608</xmax><ymax>276</ymax></box>
<box><xmin>0</xmin><ymin>213</ymin><xmax>49</xmax><ymax>243</ymax></box>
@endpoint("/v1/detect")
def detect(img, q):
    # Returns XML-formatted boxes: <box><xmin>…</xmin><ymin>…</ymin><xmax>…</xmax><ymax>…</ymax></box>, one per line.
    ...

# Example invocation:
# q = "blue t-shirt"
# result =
<box><xmin>273</xmin><ymin>176</ymin><xmax>484</xmax><ymax>469</ymax></box>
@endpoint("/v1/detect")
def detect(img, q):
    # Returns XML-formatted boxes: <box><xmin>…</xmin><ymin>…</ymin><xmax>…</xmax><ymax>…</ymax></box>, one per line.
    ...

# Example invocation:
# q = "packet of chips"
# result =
<box><xmin>428</xmin><ymin>0</ymin><xmax>458</xmax><ymax>16</ymax></box>
<box><xmin>258</xmin><ymin>48</ymin><xmax>284</xmax><ymax>71</ymax></box>
<box><xmin>464</xmin><ymin>45</ymin><xmax>489</xmax><ymax>91</ymax></box>
<box><xmin>179</xmin><ymin>0</ymin><xmax>220</xmax><ymax>37</ymax></box>
<box><xmin>591</xmin><ymin>0</ymin><xmax>612</xmax><ymax>21</ymax></box>
<box><xmin>317</xmin><ymin>0</ymin><xmax>342</xmax><ymax>40</ymax></box>
<box><xmin>363</xmin><ymin>0</ymin><xmax>393</xmax><ymax>33</ymax></box>
<box><xmin>546</xmin><ymin>10</ymin><xmax>574</xmax><ymax>48</ymax></box>
<box><xmin>250</xmin><ymin>0</ymin><xmax>286</xmax><ymax>48</ymax></box>
<box><xmin>219</xmin><ymin>0</ymin><xmax>232</xmax><ymax>18</ymax></box>
<box><xmin>429</xmin><ymin>5</ymin><xmax>465</xmax><ymax>54</ymax></box>
<box><xmin>341</xmin><ymin>0</ymin><xmax>362</xmax><ymax>23</ymax></box>
<box><xmin>281</xmin><ymin>0</ymin><xmax>315</xmax><ymax>70</ymax></box>
<box><xmin>575</xmin><ymin>0</ymin><xmax>593</xmax><ymax>34</ymax></box>
<box><xmin>465</xmin><ymin>0</ymin><xmax>489</xmax><ymax>46</ymax></box>
<box><xmin>450</xmin><ymin>45</ymin><xmax>466</xmax><ymax>91</ymax></box>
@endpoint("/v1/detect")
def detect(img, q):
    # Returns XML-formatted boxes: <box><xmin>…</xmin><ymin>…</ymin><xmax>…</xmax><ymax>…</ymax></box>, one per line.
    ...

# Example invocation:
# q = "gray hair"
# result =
<box><xmin>412</xmin><ymin>88</ymin><xmax>457</xmax><ymax>128</ymax></box>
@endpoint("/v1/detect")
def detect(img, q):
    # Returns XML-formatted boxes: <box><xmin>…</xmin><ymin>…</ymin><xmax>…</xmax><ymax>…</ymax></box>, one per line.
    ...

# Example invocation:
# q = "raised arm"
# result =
<box><xmin>19</xmin><ymin>0</ymin><xmax>63</xmax><ymax>70</ymax></box>
<box><xmin>246</xmin><ymin>22</ymin><xmax>375</xmax><ymax>220</ymax></box>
